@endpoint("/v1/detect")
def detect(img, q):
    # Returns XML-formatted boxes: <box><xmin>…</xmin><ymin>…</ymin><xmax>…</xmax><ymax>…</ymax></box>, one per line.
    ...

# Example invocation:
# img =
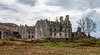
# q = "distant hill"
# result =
<box><xmin>0</xmin><ymin>22</ymin><xmax>19</xmax><ymax>32</ymax></box>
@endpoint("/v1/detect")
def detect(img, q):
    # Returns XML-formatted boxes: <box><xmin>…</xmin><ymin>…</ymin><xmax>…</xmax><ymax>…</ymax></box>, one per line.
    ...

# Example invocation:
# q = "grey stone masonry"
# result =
<box><xmin>17</xmin><ymin>15</ymin><xmax>88</xmax><ymax>40</ymax></box>
<box><xmin>19</xmin><ymin>24</ymin><xmax>35</xmax><ymax>39</ymax></box>
<box><xmin>35</xmin><ymin>15</ymin><xmax>72</xmax><ymax>39</ymax></box>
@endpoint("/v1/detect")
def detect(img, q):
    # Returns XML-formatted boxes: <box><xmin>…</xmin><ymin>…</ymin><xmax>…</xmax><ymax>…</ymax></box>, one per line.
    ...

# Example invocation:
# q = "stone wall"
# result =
<box><xmin>19</xmin><ymin>24</ymin><xmax>35</xmax><ymax>39</ymax></box>
<box><xmin>35</xmin><ymin>15</ymin><xmax>72</xmax><ymax>39</ymax></box>
<box><xmin>72</xmin><ymin>27</ymin><xmax>87</xmax><ymax>40</ymax></box>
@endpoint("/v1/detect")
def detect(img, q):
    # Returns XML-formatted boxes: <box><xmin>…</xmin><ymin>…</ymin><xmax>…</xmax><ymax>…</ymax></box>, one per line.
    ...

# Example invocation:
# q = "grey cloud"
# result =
<box><xmin>45</xmin><ymin>0</ymin><xmax>100</xmax><ymax>10</ymax></box>
<box><xmin>17</xmin><ymin>0</ymin><xmax>37</xmax><ymax>6</ymax></box>
<box><xmin>30</xmin><ymin>16</ymin><xmax>46</xmax><ymax>21</ymax></box>
<box><xmin>1</xmin><ymin>14</ymin><xmax>22</xmax><ymax>22</ymax></box>
<box><xmin>82</xmin><ymin>9</ymin><xmax>100</xmax><ymax>22</ymax></box>
<box><xmin>0</xmin><ymin>3</ymin><xmax>19</xmax><ymax>12</ymax></box>
<box><xmin>89</xmin><ymin>0</ymin><xmax>100</xmax><ymax>9</ymax></box>
<box><xmin>82</xmin><ymin>10</ymin><xmax>96</xmax><ymax>18</ymax></box>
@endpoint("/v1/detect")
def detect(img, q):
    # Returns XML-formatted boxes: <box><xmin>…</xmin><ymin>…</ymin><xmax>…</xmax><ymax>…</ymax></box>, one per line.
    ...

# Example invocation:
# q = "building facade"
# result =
<box><xmin>35</xmin><ymin>15</ymin><xmax>72</xmax><ymax>40</ymax></box>
<box><xmin>0</xmin><ymin>15</ymin><xmax>89</xmax><ymax>40</ymax></box>
<box><xmin>19</xmin><ymin>24</ymin><xmax>35</xmax><ymax>39</ymax></box>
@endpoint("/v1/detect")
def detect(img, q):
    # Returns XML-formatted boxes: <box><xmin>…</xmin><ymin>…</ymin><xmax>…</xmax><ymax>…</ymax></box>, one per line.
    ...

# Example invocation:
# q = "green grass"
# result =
<box><xmin>0</xmin><ymin>40</ymin><xmax>3</xmax><ymax>44</ymax></box>
<box><xmin>35</xmin><ymin>42</ymin><xmax>87</xmax><ymax>47</ymax></box>
<box><xmin>0</xmin><ymin>39</ymin><xmax>100</xmax><ymax>47</ymax></box>
<box><xmin>96</xmin><ymin>41</ymin><xmax>100</xmax><ymax>44</ymax></box>
<box><xmin>65</xmin><ymin>42</ymin><xmax>86</xmax><ymax>45</ymax></box>
<box><xmin>35</xmin><ymin>41</ymin><xmax>100</xmax><ymax>47</ymax></box>
<box><xmin>36</xmin><ymin>42</ymin><xmax>58</xmax><ymax>47</ymax></box>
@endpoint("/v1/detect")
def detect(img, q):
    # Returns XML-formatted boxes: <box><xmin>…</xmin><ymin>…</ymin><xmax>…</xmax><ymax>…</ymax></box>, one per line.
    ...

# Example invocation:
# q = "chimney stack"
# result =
<box><xmin>60</xmin><ymin>16</ymin><xmax>63</xmax><ymax>24</ymax></box>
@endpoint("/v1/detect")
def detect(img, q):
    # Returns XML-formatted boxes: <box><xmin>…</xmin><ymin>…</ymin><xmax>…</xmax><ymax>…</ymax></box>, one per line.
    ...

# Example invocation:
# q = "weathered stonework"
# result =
<box><xmin>72</xmin><ymin>27</ymin><xmax>88</xmax><ymax>40</ymax></box>
<box><xmin>19</xmin><ymin>24</ymin><xmax>35</xmax><ymax>39</ymax></box>
<box><xmin>0</xmin><ymin>15</ymin><xmax>89</xmax><ymax>40</ymax></box>
<box><xmin>35</xmin><ymin>15</ymin><xmax>72</xmax><ymax>40</ymax></box>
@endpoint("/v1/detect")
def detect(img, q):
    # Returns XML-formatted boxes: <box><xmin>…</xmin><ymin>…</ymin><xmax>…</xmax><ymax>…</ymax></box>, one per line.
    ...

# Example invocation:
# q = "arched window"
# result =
<box><xmin>65</xmin><ymin>29</ymin><xmax>66</xmax><ymax>31</ymax></box>
<box><xmin>50</xmin><ymin>28</ymin><xmax>52</xmax><ymax>32</ymax></box>
<box><xmin>50</xmin><ymin>33</ymin><xmax>52</xmax><ymax>36</ymax></box>
<box><xmin>29</xmin><ymin>35</ymin><xmax>30</xmax><ymax>38</ymax></box>
<box><xmin>29</xmin><ymin>31</ymin><xmax>30</xmax><ymax>34</ymax></box>
<box><xmin>65</xmin><ymin>34</ymin><xmax>66</xmax><ymax>36</ymax></box>
<box><xmin>68</xmin><ymin>29</ymin><xmax>70</xmax><ymax>32</ymax></box>
<box><xmin>32</xmin><ymin>35</ymin><xmax>34</xmax><ymax>38</ymax></box>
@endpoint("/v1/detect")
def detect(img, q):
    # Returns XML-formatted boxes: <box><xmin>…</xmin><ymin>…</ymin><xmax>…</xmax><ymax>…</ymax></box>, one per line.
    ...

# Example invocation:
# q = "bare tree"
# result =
<box><xmin>77</xmin><ymin>17</ymin><xmax>96</xmax><ymax>37</ymax></box>
<box><xmin>77</xmin><ymin>18</ymin><xmax>85</xmax><ymax>33</ymax></box>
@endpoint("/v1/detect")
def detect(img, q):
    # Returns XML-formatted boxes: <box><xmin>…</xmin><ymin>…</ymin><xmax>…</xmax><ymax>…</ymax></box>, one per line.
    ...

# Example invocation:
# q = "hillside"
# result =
<box><xmin>0</xmin><ymin>22</ymin><xmax>19</xmax><ymax>32</ymax></box>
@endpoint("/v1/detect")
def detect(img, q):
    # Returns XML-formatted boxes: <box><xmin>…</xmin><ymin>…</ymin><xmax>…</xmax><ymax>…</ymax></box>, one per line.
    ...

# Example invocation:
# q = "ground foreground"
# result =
<box><xmin>0</xmin><ymin>44</ymin><xmax>100</xmax><ymax>55</ymax></box>
<box><xmin>0</xmin><ymin>39</ymin><xmax>100</xmax><ymax>55</ymax></box>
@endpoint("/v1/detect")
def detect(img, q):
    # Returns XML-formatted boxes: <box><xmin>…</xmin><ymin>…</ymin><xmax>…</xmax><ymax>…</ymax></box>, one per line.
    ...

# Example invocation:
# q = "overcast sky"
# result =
<box><xmin>0</xmin><ymin>0</ymin><xmax>100</xmax><ymax>38</ymax></box>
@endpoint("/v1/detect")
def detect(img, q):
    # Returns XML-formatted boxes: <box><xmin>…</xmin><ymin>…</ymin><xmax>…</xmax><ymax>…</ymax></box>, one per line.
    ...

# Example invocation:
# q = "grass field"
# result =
<box><xmin>0</xmin><ymin>39</ymin><xmax>100</xmax><ymax>55</ymax></box>
<box><xmin>35</xmin><ymin>42</ymin><xmax>87</xmax><ymax>47</ymax></box>
<box><xmin>35</xmin><ymin>40</ymin><xmax>100</xmax><ymax>47</ymax></box>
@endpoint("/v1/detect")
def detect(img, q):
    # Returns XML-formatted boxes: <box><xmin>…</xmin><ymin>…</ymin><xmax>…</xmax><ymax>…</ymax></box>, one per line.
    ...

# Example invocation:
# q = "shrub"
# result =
<box><xmin>9</xmin><ymin>38</ymin><xmax>15</xmax><ymax>41</ymax></box>
<box><xmin>79</xmin><ymin>43</ymin><xmax>90</xmax><ymax>46</ymax></box>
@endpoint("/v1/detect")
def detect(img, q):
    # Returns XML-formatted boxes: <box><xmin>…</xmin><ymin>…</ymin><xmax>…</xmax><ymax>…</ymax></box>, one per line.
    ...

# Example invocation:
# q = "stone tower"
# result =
<box><xmin>60</xmin><ymin>16</ymin><xmax>63</xmax><ymax>24</ymax></box>
<box><xmin>35</xmin><ymin>19</ymin><xmax>48</xmax><ymax>38</ymax></box>
<box><xmin>65</xmin><ymin>15</ymin><xmax>72</xmax><ymax>39</ymax></box>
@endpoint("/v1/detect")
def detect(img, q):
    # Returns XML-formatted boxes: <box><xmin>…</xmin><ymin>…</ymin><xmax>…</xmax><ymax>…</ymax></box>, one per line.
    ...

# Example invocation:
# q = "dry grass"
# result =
<box><xmin>0</xmin><ymin>39</ymin><xmax>100</xmax><ymax>55</ymax></box>
<box><xmin>0</xmin><ymin>43</ymin><xmax>100</xmax><ymax>55</ymax></box>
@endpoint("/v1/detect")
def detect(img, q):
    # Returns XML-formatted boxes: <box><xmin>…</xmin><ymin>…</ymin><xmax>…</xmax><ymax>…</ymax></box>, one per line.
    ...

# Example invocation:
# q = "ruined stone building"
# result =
<box><xmin>35</xmin><ymin>15</ymin><xmax>72</xmax><ymax>40</ymax></box>
<box><xmin>19</xmin><ymin>24</ymin><xmax>35</xmax><ymax>39</ymax></box>
<box><xmin>72</xmin><ymin>27</ymin><xmax>88</xmax><ymax>40</ymax></box>
<box><xmin>0</xmin><ymin>15</ymin><xmax>89</xmax><ymax>40</ymax></box>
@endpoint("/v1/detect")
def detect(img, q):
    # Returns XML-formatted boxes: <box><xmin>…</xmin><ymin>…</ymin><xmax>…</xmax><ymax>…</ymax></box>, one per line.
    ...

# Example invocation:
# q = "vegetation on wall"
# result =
<box><xmin>60</xmin><ymin>23</ymin><xmax>63</xmax><ymax>31</ymax></box>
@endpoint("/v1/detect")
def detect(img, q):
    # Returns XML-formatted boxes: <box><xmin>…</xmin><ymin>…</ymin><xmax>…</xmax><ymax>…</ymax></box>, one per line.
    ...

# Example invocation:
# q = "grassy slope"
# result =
<box><xmin>35</xmin><ymin>42</ymin><xmax>86</xmax><ymax>47</ymax></box>
<box><xmin>0</xmin><ymin>39</ymin><xmax>100</xmax><ymax>47</ymax></box>
<box><xmin>35</xmin><ymin>41</ymin><xmax>100</xmax><ymax>47</ymax></box>
<box><xmin>0</xmin><ymin>39</ymin><xmax>100</xmax><ymax>55</ymax></box>
<box><xmin>0</xmin><ymin>45</ymin><xmax>100</xmax><ymax>55</ymax></box>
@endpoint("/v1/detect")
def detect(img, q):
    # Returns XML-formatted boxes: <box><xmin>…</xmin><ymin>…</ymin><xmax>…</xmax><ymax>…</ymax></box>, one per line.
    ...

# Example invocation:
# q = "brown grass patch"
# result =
<box><xmin>0</xmin><ymin>43</ymin><xmax>100</xmax><ymax>55</ymax></box>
